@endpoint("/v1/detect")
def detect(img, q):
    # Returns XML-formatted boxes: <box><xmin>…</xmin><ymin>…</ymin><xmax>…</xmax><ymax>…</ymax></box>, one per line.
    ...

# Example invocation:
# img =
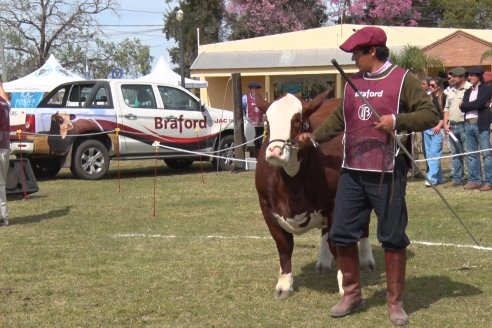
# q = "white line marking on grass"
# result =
<box><xmin>112</xmin><ymin>234</ymin><xmax>492</xmax><ymax>251</ymax></box>
<box><xmin>112</xmin><ymin>233</ymin><xmax>270</xmax><ymax>240</ymax></box>
<box><xmin>412</xmin><ymin>241</ymin><xmax>492</xmax><ymax>251</ymax></box>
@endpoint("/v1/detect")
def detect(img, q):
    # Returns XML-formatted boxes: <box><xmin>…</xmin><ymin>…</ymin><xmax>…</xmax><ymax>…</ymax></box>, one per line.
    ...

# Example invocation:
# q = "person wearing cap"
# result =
<box><xmin>0</xmin><ymin>80</ymin><xmax>10</xmax><ymax>227</ymax></box>
<box><xmin>297</xmin><ymin>26</ymin><xmax>438</xmax><ymax>326</ymax></box>
<box><xmin>483</xmin><ymin>71</ymin><xmax>492</xmax><ymax>87</ymax></box>
<box><xmin>423</xmin><ymin>77</ymin><xmax>446</xmax><ymax>187</ymax></box>
<box><xmin>443</xmin><ymin>67</ymin><xmax>472</xmax><ymax>188</ymax></box>
<box><xmin>242</xmin><ymin>82</ymin><xmax>264</xmax><ymax>158</ymax></box>
<box><xmin>459</xmin><ymin>67</ymin><xmax>492</xmax><ymax>191</ymax></box>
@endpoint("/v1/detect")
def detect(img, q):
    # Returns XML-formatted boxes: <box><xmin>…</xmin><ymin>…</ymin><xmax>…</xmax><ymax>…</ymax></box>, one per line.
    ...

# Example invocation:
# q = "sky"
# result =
<box><xmin>96</xmin><ymin>0</ymin><xmax>178</xmax><ymax>67</ymax></box>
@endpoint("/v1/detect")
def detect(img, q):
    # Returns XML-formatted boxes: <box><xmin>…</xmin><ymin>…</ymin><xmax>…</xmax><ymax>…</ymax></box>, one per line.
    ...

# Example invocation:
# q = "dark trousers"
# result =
<box><xmin>330</xmin><ymin>156</ymin><xmax>410</xmax><ymax>249</ymax></box>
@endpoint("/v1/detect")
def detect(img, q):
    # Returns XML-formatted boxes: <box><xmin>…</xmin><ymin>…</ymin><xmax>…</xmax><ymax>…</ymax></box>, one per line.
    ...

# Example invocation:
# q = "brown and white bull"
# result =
<box><xmin>255</xmin><ymin>92</ymin><xmax>375</xmax><ymax>298</ymax></box>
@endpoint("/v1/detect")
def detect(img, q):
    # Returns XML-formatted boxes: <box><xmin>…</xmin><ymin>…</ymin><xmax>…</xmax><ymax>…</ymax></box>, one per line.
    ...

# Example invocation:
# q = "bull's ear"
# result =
<box><xmin>254</xmin><ymin>94</ymin><xmax>270</xmax><ymax>113</ymax></box>
<box><xmin>70</xmin><ymin>114</ymin><xmax>76</xmax><ymax>120</ymax></box>
<box><xmin>302</xmin><ymin>89</ymin><xmax>330</xmax><ymax>117</ymax></box>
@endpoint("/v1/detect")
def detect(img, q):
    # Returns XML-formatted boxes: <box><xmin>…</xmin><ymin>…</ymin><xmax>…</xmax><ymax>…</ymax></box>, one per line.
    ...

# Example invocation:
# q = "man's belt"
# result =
<box><xmin>465</xmin><ymin>118</ymin><xmax>478</xmax><ymax>125</ymax></box>
<box><xmin>449</xmin><ymin>120</ymin><xmax>464</xmax><ymax>125</ymax></box>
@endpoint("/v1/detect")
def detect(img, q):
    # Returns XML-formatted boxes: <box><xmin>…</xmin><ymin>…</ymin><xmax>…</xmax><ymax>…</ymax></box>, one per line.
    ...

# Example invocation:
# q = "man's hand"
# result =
<box><xmin>296</xmin><ymin>132</ymin><xmax>315</xmax><ymax>148</ymax></box>
<box><xmin>374</xmin><ymin>114</ymin><xmax>395</xmax><ymax>134</ymax></box>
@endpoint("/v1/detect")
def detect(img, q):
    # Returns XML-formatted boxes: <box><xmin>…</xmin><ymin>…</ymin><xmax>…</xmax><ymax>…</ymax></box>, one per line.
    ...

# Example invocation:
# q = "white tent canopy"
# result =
<box><xmin>3</xmin><ymin>54</ymin><xmax>84</xmax><ymax>92</ymax></box>
<box><xmin>138</xmin><ymin>56</ymin><xmax>208</xmax><ymax>88</ymax></box>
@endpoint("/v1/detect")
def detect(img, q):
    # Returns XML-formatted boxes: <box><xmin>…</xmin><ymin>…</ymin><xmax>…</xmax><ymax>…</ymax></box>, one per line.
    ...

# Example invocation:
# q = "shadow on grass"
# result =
<box><xmin>296</xmin><ymin>247</ymin><xmax>481</xmax><ymax>315</ymax></box>
<box><xmin>9</xmin><ymin>206</ymin><xmax>72</xmax><ymax>225</ymax></box>
<box><xmin>296</xmin><ymin>246</ymin><xmax>391</xmax><ymax>294</ymax></box>
<box><xmin>366</xmin><ymin>275</ymin><xmax>482</xmax><ymax>315</ymax></box>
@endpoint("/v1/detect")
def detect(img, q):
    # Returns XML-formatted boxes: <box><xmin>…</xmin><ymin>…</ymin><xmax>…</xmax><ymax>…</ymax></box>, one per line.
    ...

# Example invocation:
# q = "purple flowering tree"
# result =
<box><xmin>331</xmin><ymin>0</ymin><xmax>422</xmax><ymax>26</ymax></box>
<box><xmin>225</xmin><ymin>0</ymin><xmax>327</xmax><ymax>39</ymax></box>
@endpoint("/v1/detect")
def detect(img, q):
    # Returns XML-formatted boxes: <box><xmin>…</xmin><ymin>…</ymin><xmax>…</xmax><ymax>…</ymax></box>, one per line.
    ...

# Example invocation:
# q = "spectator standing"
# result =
<box><xmin>460</xmin><ymin>67</ymin><xmax>492</xmax><ymax>191</ymax></box>
<box><xmin>242</xmin><ymin>82</ymin><xmax>264</xmax><ymax>158</ymax></box>
<box><xmin>483</xmin><ymin>71</ymin><xmax>492</xmax><ymax>145</ymax></box>
<box><xmin>443</xmin><ymin>67</ymin><xmax>471</xmax><ymax>188</ymax></box>
<box><xmin>0</xmin><ymin>81</ymin><xmax>10</xmax><ymax>227</ymax></box>
<box><xmin>417</xmin><ymin>78</ymin><xmax>432</xmax><ymax>174</ymax></box>
<box><xmin>423</xmin><ymin>78</ymin><xmax>446</xmax><ymax>186</ymax></box>
<box><xmin>483</xmin><ymin>71</ymin><xmax>492</xmax><ymax>87</ymax></box>
<box><xmin>297</xmin><ymin>26</ymin><xmax>438</xmax><ymax>326</ymax></box>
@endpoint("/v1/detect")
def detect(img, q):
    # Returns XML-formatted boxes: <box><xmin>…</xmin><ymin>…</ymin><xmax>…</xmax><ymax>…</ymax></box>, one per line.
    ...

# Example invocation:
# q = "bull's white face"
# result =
<box><xmin>265</xmin><ymin>94</ymin><xmax>302</xmax><ymax>176</ymax></box>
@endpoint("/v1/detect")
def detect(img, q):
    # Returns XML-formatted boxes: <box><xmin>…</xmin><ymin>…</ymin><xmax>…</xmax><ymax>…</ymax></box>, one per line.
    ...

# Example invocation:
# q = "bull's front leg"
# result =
<box><xmin>264</xmin><ymin>213</ymin><xmax>295</xmax><ymax>299</ymax></box>
<box><xmin>273</xmin><ymin>228</ymin><xmax>295</xmax><ymax>299</ymax></box>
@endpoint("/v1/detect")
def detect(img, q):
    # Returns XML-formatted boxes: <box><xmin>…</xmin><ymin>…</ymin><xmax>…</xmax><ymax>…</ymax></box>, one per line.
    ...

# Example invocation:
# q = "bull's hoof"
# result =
<box><xmin>360</xmin><ymin>260</ymin><xmax>376</xmax><ymax>272</ymax></box>
<box><xmin>315</xmin><ymin>260</ymin><xmax>333</xmax><ymax>274</ymax></box>
<box><xmin>274</xmin><ymin>289</ymin><xmax>292</xmax><ymax>299</ymax></box>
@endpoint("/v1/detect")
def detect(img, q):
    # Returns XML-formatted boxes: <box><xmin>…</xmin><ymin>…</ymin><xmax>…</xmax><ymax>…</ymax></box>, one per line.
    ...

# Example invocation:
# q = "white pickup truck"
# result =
<box><xmin>9</xmin><ymin>79</ymin><xmax>255</xmax><ymax>180</ymax></box>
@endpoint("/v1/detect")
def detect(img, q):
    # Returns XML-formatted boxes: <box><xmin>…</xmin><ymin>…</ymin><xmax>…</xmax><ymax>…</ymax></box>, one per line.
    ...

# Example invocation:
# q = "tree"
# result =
<box><xmin>390</xmin><ymin>45</ymin><xmax>444</xmax><ymax>78</ymax></box>
<box><xmin>225</xmin><ymin>0</ymin><xmax>327</xmax><ymax>39</ymax></box>
<box><xmin>162</xmin><ymin>0</ymin><xmax>224</xmax><ymax>78</ymax></box>
<box><xmin>330</xmin><ymin>0</ymin><xmax>422</xmax><ymax>26</ymax></box>
<box><xmin>480</xmin><ymin>49</ymin><xmax>492</xmax><ymax>63</ymax></box>
<box><xmin>58</xmin><ymin>38</ymin><xmax>152</xmax><ymax>79</ymax></box>
<box><xmin>437</xmin><ymin>0</ymin><xmax>492</xmax><ymax>29</ymax></box>
<box><xmin>0</xmin><ymin>0</ymin><xmax>152</xmax><ymax>80</ymax></box>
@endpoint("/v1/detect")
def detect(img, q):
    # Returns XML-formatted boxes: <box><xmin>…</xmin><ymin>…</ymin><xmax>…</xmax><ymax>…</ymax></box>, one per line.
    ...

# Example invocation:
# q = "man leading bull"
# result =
<box><xmin>297</xmin><ymin>27</ymin><xmax>438</xmax><ymax>326</ymax></box>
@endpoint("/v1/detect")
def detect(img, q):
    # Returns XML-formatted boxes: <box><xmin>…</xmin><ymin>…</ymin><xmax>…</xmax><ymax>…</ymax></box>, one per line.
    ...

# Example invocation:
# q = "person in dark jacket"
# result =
<box><xmin>460</xmin><ymin>67</ymin><xmax>492</xmax><ymax>191</ymax></box>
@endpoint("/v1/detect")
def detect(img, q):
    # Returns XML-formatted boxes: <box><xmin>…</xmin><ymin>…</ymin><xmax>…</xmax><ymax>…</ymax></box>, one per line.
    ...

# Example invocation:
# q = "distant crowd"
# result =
<box><xmin>419</xmin><ymin>67</ymin><xmax>492</xmax><ymax>191</ymax></box>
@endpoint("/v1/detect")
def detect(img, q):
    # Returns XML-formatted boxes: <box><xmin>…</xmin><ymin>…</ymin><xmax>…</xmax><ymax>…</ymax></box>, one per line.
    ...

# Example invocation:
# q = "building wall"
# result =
<box><xmin>423</xmin><ymin>32</ymin><xmax>492</xmax><ymax>69</ymax></box>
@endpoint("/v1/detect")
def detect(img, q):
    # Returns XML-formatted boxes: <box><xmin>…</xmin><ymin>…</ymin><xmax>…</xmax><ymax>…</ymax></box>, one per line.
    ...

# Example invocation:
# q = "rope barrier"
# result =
<box><xmin>12</xmin><ymin>127</ymin><xmax>492</xmax><ymax>166</ymax></box>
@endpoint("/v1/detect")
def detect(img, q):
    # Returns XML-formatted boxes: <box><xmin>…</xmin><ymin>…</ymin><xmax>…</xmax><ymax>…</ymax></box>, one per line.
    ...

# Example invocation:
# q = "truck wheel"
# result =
<box><xmin>29</xmin><ymin>158</ymin><xmax>63</xmax><ymax>179</ymax></box>
<box><xmin>71</xmin><ymin>139</ymin><xmax>109</xmax><ymax>180</ymax></box>
<box><xmin>164</xmin><ymin>159</ymin><xmax>194</xmax><ymax>169</ymax></box>
<box><xmin>215</xmin><ymin>134</ymin><xmax>235</xmax><ymax>171</ymax></box>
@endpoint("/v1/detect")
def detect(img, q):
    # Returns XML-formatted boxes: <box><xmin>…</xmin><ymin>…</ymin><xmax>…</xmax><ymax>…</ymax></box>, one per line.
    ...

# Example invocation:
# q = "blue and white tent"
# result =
<box><xmin>3</xmin><ymin>55</ymin><xmax>84</xmax><ymax>108</ymax></box>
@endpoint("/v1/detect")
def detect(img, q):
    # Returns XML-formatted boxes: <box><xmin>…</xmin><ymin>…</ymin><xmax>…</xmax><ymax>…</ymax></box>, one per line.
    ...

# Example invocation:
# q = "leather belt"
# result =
<box><xmin>465</xmin><ymin>118</ymin><xmax>478</xmax><ymax>124</ymax></box>
<box><xmin>449</xmin><ymin>121</ymin><xmax>464</xmax><ymax>125</ymax></box>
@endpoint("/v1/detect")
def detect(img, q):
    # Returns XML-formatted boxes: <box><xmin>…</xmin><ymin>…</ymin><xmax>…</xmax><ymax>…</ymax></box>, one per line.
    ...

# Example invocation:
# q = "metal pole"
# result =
<box><xmin>331</xmin><ymin>59</ymin><xmax>481</xmax><ymax>246</ymax></box>
<box><xmin>179</xmin><ymin>21</ymin><xmax>185</xmax><ymax>88</ymax></box>
<box><xmin>232</xmin><ymin>73</ymin><xmax>245</xmax><ymax>170</ymax></box>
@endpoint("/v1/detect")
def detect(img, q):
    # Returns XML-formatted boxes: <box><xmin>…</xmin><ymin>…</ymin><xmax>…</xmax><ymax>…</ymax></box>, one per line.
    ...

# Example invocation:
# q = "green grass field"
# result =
<box><xmin>1</xmin><ymin>160</ymin><xmax>491</xmax><ymax>327</ymax></box>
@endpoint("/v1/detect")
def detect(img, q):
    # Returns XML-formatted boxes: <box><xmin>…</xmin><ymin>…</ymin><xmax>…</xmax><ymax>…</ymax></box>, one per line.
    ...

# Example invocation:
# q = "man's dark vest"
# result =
<box><xmin>343</xmin><ymin>66</ymin><xmax>407</xmax><ymax>172</ymax></box>
<box><xmin>0</xmin><ymin>96</ymin><xmax>10</xmax><ymax>150</ymax></box>
<box><xmin>246</xmin><ymin>94</ymin><xmax>263</xmax><ymax>127</ymax></box>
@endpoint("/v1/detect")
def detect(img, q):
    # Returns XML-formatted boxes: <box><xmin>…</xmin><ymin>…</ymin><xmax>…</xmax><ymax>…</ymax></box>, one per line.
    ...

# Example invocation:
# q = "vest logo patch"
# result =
<box><xmin>355</xmin><ymin>89</ymin><xmax>384</xmax><ymax>98</ymax></box>
<box><xmin>358</xmin><ymin>104</ymin><xmax>372</xmax><ymax>120</ymax></box>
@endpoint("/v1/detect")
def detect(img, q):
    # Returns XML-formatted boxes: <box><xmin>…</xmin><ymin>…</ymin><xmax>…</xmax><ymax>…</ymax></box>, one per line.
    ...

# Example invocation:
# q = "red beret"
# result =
<box><xmin>340</xmin><ymin>26</ymin><xmax>387</xmax><ymax>53</ymax></box>
<box><xmin>483</xmin><ymin>71</ymin><xmax>492</xmax><ymax>82</ymax></box>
